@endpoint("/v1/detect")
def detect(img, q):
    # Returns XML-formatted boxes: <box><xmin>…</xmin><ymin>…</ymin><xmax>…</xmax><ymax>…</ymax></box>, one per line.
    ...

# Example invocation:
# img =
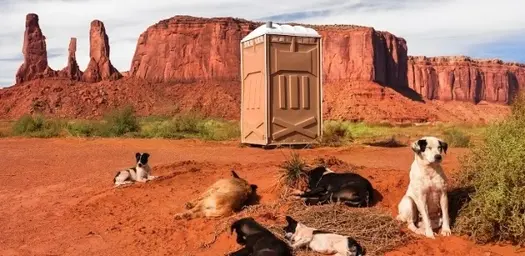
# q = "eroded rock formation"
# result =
<box><xmin>82</xmin><ymin>20</ymin><xmax>121</xmax><ymax>83</ymax></box>
<box><xmin>59</xmin><ymin>37</ymin><xmax>83</xmax><ymax>80</ymax></box>
<box><xmin>15</xmin><ymin>13</ymin><xmax>57</xmax><ymax>83</ymax></box>
<box><xmin>408</xmin><ymin>56</ymin><xmax>525</xmax><ymax>103</ymax></box>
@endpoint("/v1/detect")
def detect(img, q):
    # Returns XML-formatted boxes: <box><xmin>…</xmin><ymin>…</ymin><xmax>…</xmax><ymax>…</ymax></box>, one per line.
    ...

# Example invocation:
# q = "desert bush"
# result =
<box><xmin>277</xmin><ymin>151</ymin><xmax>309</xmax><ymax>191</ymax></box>
<box><xmin>321</xmin><ymin>120</ymin><xmax>354</xmax><ymax>146</ymax></box>
<box><xmin>99</xmin><ymin>106</ymin><xmax>140</xmax><ymax>136</ymax></box>
<box><xmin>198</xmin><ymin>119</ymin><xmax>240</xmax><ymax>141</ymax></box>
<box><xmin>139</xmin><ymin>112</ymin><xmax>239</xmax><ymax>140</ymax></box>
<box><xmin>66</xmin><ymin>121</ymin><xmax>97</xmax><ymax>137</ymax></box>
<box><xmin>443</xmin><ymin>128</ymin><xmax>471</xmax><ymax>147</ymax></box>
<box><xmin>11</xmin><ymin>114</ymin><xmax>66</xmax><ymax>138</ymax></box>
<box><xmin>454</xmin><ymin>93</ymin><xmax>525</xmax><ymax>245</ymax></box>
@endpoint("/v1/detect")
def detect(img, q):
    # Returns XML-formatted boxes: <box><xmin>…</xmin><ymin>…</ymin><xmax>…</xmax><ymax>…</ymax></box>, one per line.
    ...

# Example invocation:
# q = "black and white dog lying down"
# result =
<box><xmin>294</xmin><ymin>166</ymin><xmax>374</xmax><ymax>207</ymax></box>
<box><xmin>229</xmin><ymin>217</ymin><xmax>293</xmax><ymax>256</ymax></box>
<box><xmin>284</xmin><ymin>216</ymin><xmax>365</xmax><ymax>256</ymax></box>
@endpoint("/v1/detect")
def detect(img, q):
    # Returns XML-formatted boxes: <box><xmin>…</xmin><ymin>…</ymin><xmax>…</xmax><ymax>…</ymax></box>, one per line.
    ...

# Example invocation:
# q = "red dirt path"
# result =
<box><xmin>0</xmin><ymin>138</ymin><xmax>522</xmax><ymax>256</ymax></box>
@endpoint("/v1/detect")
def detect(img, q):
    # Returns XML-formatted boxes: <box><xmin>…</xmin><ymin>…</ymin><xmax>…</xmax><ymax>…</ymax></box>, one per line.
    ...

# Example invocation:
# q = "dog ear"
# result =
<box><xmin>231</xmin><ymin>170</ymin><xmax>240</xmax><ymax>179</ymax></box>
<box><xmin>439</xmin><ymin>140</ymin><xmax>448</xmax><ymax>154</ymax></box>
<box><xmin>285</xmin><ymin>215</ymin><xmax>297</xmax><ymax>224</ymax></box>
<box><xmin>135</xmin><ymin>152</ymin><xmax>141</xmax><ymax>161</ymax></box>
<box><xmin>411</xmin><ymin>139</ymin><xmax>427</xmax><ymax>153</ymax></box>
<box><xmin>230</xmin><ymin>220</ymin><xmax>240</xmax><ymax>234</ymax></box>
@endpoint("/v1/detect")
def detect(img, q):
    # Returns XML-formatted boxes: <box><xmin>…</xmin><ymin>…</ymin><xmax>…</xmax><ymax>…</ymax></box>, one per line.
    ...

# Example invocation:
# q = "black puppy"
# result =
<box><xmin>298</xmin><ymin>166</ymin><xmax>374</xmax><ymax>207</ymax></box>
<box><xmin>229</xmin><ymin>217</ymin><xmax>292</xmax><ymax>256</ymax></box>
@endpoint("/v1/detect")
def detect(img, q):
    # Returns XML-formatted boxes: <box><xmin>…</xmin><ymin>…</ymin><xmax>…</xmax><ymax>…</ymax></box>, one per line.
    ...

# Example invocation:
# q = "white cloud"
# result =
<box><xmin>0</xmin><ymin>0</ymin><xmax>524</xmax><ymax>87</ymax></box>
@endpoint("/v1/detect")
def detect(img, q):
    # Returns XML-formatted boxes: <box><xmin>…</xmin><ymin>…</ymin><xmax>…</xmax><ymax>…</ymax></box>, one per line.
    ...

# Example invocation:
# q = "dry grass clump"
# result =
<box><xmin>453</xmin><ymin>93</ymin><xmax>525</xmax><ymax>245</ymax></box>
<box><xmin>277</xmin><ymin>151</ymin><xmax>309</xmax><ymax>193</ymax></box>
<box><xmin>267</xmin><ymin>202</ymin><xmax>411</xmax><ymax>256</ymax></box>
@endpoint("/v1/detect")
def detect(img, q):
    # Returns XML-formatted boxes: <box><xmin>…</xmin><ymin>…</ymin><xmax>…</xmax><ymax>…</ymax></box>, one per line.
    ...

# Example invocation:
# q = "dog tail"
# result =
<box><xmin>230</xmin><ymin>219</ymin><xmax>241</xmax><ymax>234</ymax></box>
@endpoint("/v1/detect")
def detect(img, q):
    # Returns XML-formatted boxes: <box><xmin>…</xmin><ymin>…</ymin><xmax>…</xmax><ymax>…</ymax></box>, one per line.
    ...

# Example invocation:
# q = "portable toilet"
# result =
<box><xmin>240</xmin><ymin>21</ymin><xmax>323</xmax><ymax>146</ymax></box>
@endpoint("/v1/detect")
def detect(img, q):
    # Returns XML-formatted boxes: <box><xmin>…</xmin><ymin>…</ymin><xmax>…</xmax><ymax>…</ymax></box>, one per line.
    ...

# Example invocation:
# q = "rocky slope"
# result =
<box><xmin>408</xmin><ymin>56</ymin><xmax>525</xmax><ymax>104</ymax></box>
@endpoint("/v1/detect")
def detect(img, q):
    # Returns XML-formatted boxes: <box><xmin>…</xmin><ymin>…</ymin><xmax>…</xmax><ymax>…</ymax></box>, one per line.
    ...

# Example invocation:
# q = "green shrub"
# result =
<box><xmin>321</xmin><ymin>120</ymin><xmax>354</xmax><ymax>146</ymax></box>
<box><xmin>99</xmin><ymin>106</ymin><xmax>140</xmax><ymax>136</ymax></box>
<box><xmin>198</xmin><ymin>119</ymin><xmax>240</xmax><ymax>141</ymax></box>
<box><xmin>67</xmin><ymin>121</ymin><xmax>97</xmax><ymax>137</ymax></box>
<box><xmin>139</xmin><ymin>112</ymin><xmax>239</xmax><ymax>140</ymax></box>
<box><xmin>11</xmin><ymin>114</ymin><xmax>65</xmax><ymax>138</ymax></box>
<box><xmin>443</xmin><ymin>128</ymin><xmax>471</xmax><ymax>147</ymax></box>
<box><xmin>454</xmin><ymin>93</ymin><xmax>525</xmax><ymax>245</ymax></box>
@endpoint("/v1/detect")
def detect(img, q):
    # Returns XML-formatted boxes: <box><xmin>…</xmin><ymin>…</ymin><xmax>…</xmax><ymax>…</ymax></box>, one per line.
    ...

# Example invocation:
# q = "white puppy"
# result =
<box><xmin>396</xmin><ymin>136</ymin><xmax>450</xmax><ymax>239</ymax></box>
<box><xmin>113</xmin><ymin>152</ymin><xmax>157</xmax><ymax>187</ymax></box>
<box><xmin>283</xmin><ymin>216</ymin><xmax>364</xmax><ymax>256</ymax></box>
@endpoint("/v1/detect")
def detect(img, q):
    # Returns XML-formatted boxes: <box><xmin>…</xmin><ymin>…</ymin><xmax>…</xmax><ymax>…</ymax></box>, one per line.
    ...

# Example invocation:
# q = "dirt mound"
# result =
<box><xmin>0</xmin><ymin>77</ymin><xmax>240</xmax><ymax>119</ymax></box>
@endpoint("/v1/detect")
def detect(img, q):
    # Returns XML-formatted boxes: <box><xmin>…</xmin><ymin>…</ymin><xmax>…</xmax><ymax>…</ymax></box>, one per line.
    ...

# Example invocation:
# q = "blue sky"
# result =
<box><xmin>1</xmin><ymin>0</ymin><xmax>524</xmax><ymax>87</ymax></box>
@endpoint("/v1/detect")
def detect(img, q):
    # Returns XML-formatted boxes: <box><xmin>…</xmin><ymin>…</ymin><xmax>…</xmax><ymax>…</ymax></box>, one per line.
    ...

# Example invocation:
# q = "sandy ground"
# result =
<box><xmin>0</xmin><ymin>138</ymin><xmax>523</xmax><ymax>256</ymax></box>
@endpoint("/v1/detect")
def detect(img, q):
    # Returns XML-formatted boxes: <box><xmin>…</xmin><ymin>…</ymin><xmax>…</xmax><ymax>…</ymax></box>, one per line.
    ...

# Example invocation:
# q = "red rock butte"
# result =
<box><xmin>0</xmin><ymin>13</ymin><xmax>522</xmax><ymax>122</ymax></box>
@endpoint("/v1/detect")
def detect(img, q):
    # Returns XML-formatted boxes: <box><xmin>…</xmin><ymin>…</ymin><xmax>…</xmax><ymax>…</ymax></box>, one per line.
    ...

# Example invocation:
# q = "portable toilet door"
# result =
<box><xmin>240</xmin><ymin>21</ymin><xmax>323</xmax><ymax>146</ymax></box>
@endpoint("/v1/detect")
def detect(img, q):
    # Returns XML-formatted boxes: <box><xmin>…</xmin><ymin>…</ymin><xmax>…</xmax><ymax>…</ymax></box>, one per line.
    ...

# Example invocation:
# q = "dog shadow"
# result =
<box><xmin>448</xmin><ymin>185</ymin><xmax>474</xmax><ymax>226</ymax></box>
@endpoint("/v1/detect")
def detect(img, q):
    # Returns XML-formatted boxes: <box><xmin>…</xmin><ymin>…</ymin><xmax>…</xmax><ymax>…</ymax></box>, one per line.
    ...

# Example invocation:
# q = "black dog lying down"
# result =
<box><xmin>296</xmin><ymin>166</ymin><xmax>374</xmax><ymax>207</ymax></box>
<box><xmin>229</xmin><ymin>217</ymin><xmax>292</xmax><ymax>256</ymax></box>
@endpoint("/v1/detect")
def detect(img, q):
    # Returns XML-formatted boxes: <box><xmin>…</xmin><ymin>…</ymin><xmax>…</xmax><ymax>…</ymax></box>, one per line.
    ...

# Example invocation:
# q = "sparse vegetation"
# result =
<box><xmin>8</xmin><ymin>107</ymin><xmax>239</xmax><ymax>141</ymax></box>
<box><xmin>99</xmin><ymin>106</ymin><xmax>140</xmax><ymax>136</ymax></box>
<box><xmin>278</xmin><ymin>151</ymin><xmax>308</xmax><ymax>190</ymax></box>
<box><xmin>321</xmin><ymin>120</ymin><xmax>354</xmax><ymax>146</ymax></box>
<box><xmin>443</xmin><ymin>127</ymin><xmax>471</xmax><ymax>147</ymax></box>
<box><xmin>139</xmin><ymin>112</ymin><xmax>239</xmax><ymax>140</ymax></box>
<box><xmin>454</xmin><ymin>93</ymin><xmax>525</xmax><ymax>245</ymax></box>
<box><xmin>11</xmin><ymin>114</ymin><xmax>66</xmax><ymax>138</ymax></box>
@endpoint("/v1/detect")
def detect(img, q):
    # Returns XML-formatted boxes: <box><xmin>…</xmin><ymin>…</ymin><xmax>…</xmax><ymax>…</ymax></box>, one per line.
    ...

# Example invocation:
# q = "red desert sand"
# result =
<box><xmin>0</xmin><ymin>138</ymin><xmax>522</xmax><ymax>255</ymax></box>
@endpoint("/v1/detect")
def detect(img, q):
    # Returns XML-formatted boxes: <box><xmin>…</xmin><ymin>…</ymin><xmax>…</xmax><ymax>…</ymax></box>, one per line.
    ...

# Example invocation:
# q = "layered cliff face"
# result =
<box><xmin>129</xmin><ymin>16</ymin><xmax>258</xmax><ymax>82</ymax></box>
<box><xmin>408</xmin><ymin>56</ymin><xmax>525</xmax><ymax>104</ymax></box>
<box><xmin>129</xmin><ymin>17</ymin><xmax>408</xmax><ymax>88</ymax></box>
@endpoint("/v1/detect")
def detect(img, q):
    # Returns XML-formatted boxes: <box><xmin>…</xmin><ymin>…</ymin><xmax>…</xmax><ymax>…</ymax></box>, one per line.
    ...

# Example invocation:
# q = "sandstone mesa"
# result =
<box><xmin>1</xmin><ymin>13</ymin><xmax>522</xmax><ymax>122</ymax></box>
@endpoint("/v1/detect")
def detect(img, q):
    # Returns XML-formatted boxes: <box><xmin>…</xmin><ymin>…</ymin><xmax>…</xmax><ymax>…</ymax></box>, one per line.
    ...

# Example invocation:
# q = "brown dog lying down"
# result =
<box><xmin>174</xmin><ymin>170</ymin><xmax>258</xmax><ymax>220</ymax></box>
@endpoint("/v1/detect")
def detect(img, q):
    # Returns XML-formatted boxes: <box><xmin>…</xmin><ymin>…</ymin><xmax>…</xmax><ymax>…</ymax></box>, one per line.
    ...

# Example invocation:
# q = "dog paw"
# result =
<box><xmin>184</xmin><ymin>202</ymin><xmax>194</xmax><ymax>209</ymax></box>
<box><xmin>441</xmin><ymin>227</ymin><xmax>452</xmax><ymax>236</ymax></box>
<box><xmin>290</xmin><ymin>189</ymin><xmax>303</xmax><ymax>196</ymax></box>
<box><xmin>425</xmin><ymin>230</ymin><xmax>436</xmax><ymax>239</ymax></box>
